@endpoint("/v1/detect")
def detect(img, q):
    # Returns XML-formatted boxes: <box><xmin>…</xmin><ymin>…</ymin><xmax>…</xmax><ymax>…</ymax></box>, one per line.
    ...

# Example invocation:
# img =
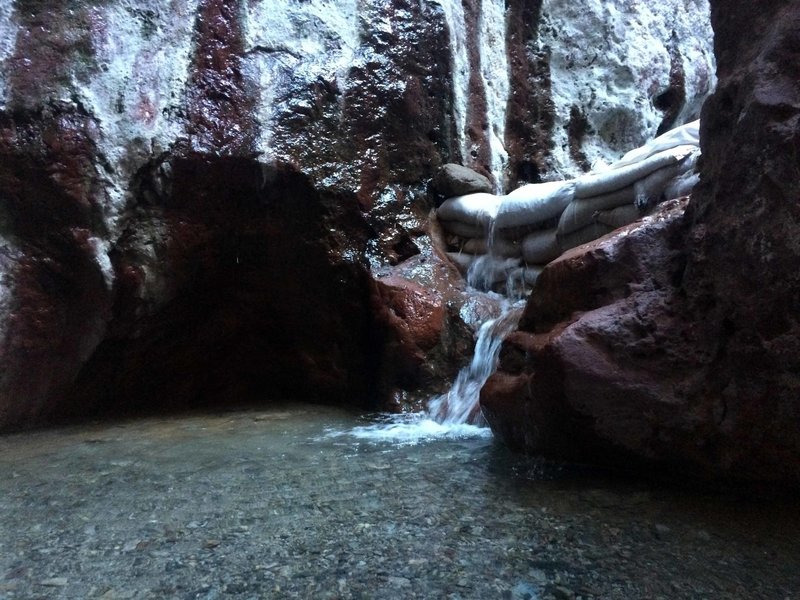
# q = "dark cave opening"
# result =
<box><xmin>62</xmin><ymin>157</ymin><xmax>384</xmax><ymax>421</ymax></box>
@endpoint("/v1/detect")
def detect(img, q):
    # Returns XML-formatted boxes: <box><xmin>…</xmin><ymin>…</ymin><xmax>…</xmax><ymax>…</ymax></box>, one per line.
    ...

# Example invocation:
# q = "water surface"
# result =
<box><xmin>1</xmin><ymin>406</ymin><xmax>798</xmax><ymax>599</ymax></box>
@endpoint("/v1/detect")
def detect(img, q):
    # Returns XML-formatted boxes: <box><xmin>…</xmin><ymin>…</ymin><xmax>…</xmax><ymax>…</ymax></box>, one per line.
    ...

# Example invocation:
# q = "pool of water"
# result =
<box><xmin>1</xmin><ymin>405</ymin><xmax>798</xmax><ymax>599</ymax></box>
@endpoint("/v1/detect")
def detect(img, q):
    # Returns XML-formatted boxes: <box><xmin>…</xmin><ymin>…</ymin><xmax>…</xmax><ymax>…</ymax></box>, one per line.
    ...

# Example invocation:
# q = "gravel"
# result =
<box><xmin>0</xmin><ymin>405</ymin><xmax>798</xmax><ymax>599</ymax></box>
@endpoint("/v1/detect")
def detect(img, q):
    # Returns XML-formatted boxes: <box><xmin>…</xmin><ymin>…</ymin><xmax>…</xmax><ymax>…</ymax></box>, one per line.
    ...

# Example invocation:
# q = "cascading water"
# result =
<box><xmin>343</xmin><ymin>215</ymin><xmax>524</xmax><ymax>442</ymax></box>
<box><xmin>426</xmin><ymin>301</ymin><xmax>523</xmax><ymax>425</ymax></box>
<box><xmin>340</xmin><ymin>294</ymin><xmax>521</xmax><ymax>444</ymax></box>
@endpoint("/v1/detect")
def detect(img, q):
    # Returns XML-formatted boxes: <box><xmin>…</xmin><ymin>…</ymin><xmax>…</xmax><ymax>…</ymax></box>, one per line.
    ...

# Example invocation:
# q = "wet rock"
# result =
<box><xmin>0</xmin><ymin>1</ymin><xmax>715</xmax><ymax>428</ymax></box>
<box><xmin>483</xmin><ymin>0</ymin><xmax>800</xmax><ymax>486</ymax></box>
<box><xmin>432</xmin><ymin>164</ymin><xmax>493</xmax><ymax>199</ymax></box>
<box><xmin>370</xmin><ymin>238</ymin><xmax>490</xmax><ymax>411</ymax></box>
<box><xmin>373</xmin><ymin>276</ymin><xmax>445</xmax><ymax>354</ymax></box>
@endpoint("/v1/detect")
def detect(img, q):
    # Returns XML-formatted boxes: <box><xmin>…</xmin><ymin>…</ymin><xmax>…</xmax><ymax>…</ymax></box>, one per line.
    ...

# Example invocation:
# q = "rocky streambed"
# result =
<box><xmin>1</xmin><ymin>406</ymin><xmax>798</xmax><ymax>599</ymax></box>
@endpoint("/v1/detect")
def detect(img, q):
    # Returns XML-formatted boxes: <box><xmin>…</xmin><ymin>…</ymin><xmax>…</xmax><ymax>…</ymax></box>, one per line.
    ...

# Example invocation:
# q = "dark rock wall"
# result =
<box><xmin>483</xmin><ymin>0</ymin><xmax>800</xmax><ymax>484</ymax></box>
<box><xmin>0</xmin><ymin>0</ymin><xmax>714</xmax><ymax>429</ymax></box>
<box><xmin>685</xmin><ymin>0</ymin><xmax>800</xmax><ymax>480</ymax></box>
<box><xmin>0</xmin><ymin>0</ymin><xmax>472</xmax><ymax>428</ymax></box>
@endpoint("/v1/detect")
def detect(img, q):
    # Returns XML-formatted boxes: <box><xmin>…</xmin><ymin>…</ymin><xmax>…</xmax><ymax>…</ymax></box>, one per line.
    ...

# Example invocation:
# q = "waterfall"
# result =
<box><xmin>426</xmin><ymin>301</ymin><xmax>523</xmax><ymax>425</ymax></box>
<box><xmin>478</xmin><ymin>0</ymin><xmax>510</xmax><ymax>193</ymax></box>
<box><xmin>340</xmin><ymin>296</ymin><xmax>521</xmax><ymax>443</ymax></box>
<box><xmin>339</xmin><ymin>0</ymin><xmax>516</xmax><ymax>442</ymax></box>
<box><xmin>431</xmin><ymin>221</ymin><xmax>526</xmax><ymax>426</ymax></box>
<box><xmin>436</xmin><ymin>0</ymin><xmax>470</xmax><ymax>164</ymax></box>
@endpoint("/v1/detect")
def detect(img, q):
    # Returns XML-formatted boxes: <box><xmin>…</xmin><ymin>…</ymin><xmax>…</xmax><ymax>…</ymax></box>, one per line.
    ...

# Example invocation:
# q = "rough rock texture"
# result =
<box><xmin>0</xmin><ymin>0</ymin><xmax>714</xmax><ymax>429</ymax></box>
<box><xmin>538</xmin><ymin>0</ymin><xmax>715</xmax><ymax>178</ymax></box>
<box><xmin>483</xmin><ymin>0</ymin><xmax>800</xmax><ymax>485</ymax></box>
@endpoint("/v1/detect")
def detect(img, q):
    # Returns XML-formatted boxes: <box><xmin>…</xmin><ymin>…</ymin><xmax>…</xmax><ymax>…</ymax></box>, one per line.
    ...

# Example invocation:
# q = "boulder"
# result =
<box><xmin>483</xmin><ymin>0</ymin><xmax>800</xmax><ymax>486</ymax></box>
<box><xmin>432</xmin><ymin>164</ymin><xmax>493</xmax><ymax>198</ymax></box>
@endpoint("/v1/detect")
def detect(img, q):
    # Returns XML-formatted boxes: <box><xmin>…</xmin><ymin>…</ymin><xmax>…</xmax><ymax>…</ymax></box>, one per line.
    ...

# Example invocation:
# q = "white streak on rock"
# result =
<box><xmin>479</xmin><ymin>0</ymin><xmax>510</xmax><ymax>193</ymax></box>
<box><xmin>435</xmin><ymin>0</ymin><xmax>469</xmax><ymax>164</ymax></box>
<box><xmin>0</xmin><ymin>1</ymin><xmax>16</xmax><ymax>108</ymax></box>
<box><xmin>243</xmin><ymin>0</ymin><xmax>360</xmax><ymax>156</ymax></box>
<box><xmin>538</xmin><ymin>0</ymin><xmax>715</xmax><ymax>179</ymax></box>
<box><xmin>76</xmin><ymin>0</ymin><xmax>200</xmax><ymax>238</ymax></box>
<box><xmin>0</xmin><ymin>230</ymin><xmax>20</xmax><ymax>349</ymax></box>
<box><xmin>88</xmin><ymin>236</ymin><xmax>115</xmax><ymax>290</ymax></box>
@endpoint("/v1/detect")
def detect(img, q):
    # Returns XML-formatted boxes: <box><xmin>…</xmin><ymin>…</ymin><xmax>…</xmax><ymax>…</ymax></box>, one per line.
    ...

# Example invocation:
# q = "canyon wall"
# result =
<box><xmin>483</xmin><ymin>0</ymin><xmax>800</xmax><ymax>485</ymax></box>
<box><xmin>0</xmin><ymin>0</ymin><xmax>713</xmax><ymax>429</ymax></box>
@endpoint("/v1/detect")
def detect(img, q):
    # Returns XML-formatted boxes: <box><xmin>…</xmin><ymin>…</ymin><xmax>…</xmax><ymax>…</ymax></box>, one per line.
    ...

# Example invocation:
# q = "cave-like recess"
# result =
<box><xmin>61</xmin><ymin>157</ymin><xmax>387</xmax><ymax>421</ymax></box>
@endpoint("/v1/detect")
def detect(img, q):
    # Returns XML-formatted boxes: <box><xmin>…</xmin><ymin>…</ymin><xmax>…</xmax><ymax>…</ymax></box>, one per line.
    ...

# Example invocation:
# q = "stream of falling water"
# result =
<box><xmin>345</xmin><ymin>222</ymin><xmax>523</xmax><ymax>443</ymax></box>
<box><xmin>343</xmin><ymin>299</ymin><xmax>521</xmax><ymax>444</ymax></box>
<box><xmin>426</xmin><ymin>301</ymin><xmax>523</xmax><ymax>425</ymax></box>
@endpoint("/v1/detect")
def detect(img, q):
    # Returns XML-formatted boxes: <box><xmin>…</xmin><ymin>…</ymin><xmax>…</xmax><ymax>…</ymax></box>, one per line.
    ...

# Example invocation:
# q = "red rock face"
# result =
<box><xmin>185</xmin><ymin>0</ymin><xmax>257</xmax><ymax>154</ymax></box>
<box><xmin>483</xmin><ymin>0</ymin><xmax>800</xmax><ymax>485</ymax></box>
<box><xmin>460</xmin><ymin>0</ymin><xmax>491</xmax><ymax>180</ymax></box>
<box><xmin>0</xmin><ymin>0</ymin><xmax>716</xmax><ymax>431</ymax></box>
<box><xmin>504</xmin><ymin>0</ymin><xmax>554</xmax><ymax>187</ymax></box>
<box><xmin>0</xmin><ymin>107</ymin><xmax>113</xmax><ymax>427</ymax></box>
<box><xmin>374</xmin><ymin>276</ymin><xmax>445</xmax><ymax>354</ymax></box>
<box><xmin>5</xmin><ymin>2</ymin><xmax>97</xmax><ymax>109</ymax></box>
<box><xmin>270</xmin><ymin>0</ymin><xmax>456</xmax><ymax>210</ymax></box>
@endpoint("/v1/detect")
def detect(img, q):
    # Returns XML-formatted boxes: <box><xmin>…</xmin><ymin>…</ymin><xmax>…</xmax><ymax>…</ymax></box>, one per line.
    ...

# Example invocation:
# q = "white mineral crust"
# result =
<box><xmin>538</xmin><ymin>0</ymin><xmax>715</xmax><ymax>178</ymax></box>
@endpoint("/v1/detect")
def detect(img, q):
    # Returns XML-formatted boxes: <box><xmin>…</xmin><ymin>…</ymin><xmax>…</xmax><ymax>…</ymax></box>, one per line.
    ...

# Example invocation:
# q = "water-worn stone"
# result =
<box><xmin>483</xmin><ymin>0</ymin><xmax>800</xmax><ymax>485</ymax></box>
<box><xmin>432</xmin><ymin>164</ymin><xmax>493</xmax><ymax>198</ymax></box>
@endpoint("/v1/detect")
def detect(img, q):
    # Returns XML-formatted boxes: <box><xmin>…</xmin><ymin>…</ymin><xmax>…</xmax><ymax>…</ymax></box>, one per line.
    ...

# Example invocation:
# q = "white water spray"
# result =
<box><xmin>338</xmin><ymin>297</ymin><xmax>521</xmax><ymax>444</ymax></box>
<box><xmin>426</xmin><ymin>300</ymin><xmax>523</xmax><ymax>425</ymax></box>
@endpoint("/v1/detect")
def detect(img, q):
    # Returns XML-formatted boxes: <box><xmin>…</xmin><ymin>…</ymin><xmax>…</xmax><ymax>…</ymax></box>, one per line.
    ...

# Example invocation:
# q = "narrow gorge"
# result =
<box><xmin>1</xmin><ymin>0</ymin><xmax>799</xmax><ymax>597</ymax></box>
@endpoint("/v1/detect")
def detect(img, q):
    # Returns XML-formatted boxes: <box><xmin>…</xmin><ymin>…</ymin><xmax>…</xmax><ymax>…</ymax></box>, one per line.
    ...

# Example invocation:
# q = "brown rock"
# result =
<box><xmin>432</xmin><ymin>164</ymin><xmax>493</xmax><ymax>198</ymax></box>
<box><xmin>373</xmin><ymin>276</ymin><xmax>445</xmax><ymax>353</ymax></box>
<box><xmin>483</xmin><ymin>0</ymin><xmax>800</xmax><ymax>485</ymax></box>
<box><xmin>369</xmin><ymin>238</ymin><xmax>501</xmax><ymax>412</ymax></box>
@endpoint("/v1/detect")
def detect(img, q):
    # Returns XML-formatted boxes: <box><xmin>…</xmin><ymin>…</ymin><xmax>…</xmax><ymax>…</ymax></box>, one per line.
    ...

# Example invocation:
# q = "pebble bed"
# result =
<box><xmin>0</xmin><ymin>406</ymin><xmax>798</xmax><ymax>599</ymax></box>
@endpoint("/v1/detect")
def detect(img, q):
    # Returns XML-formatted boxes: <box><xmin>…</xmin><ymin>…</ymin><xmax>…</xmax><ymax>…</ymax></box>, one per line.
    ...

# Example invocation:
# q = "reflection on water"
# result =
<box><xmin>0</xmin><ymin>406</ymin><xmax>798</xmax><ymax>599</ymax></box>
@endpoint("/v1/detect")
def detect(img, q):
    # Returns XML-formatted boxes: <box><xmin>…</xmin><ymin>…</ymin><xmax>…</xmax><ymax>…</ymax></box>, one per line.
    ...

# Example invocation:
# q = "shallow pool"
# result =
<box><xmin>0</xmin><ymin>406</ymin><xmax>798</xmax><ymax>599</ymax></box>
